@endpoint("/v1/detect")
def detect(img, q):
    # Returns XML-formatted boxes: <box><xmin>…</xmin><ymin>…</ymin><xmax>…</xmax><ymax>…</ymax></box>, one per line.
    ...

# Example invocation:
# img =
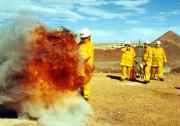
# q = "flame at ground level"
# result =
<box><xmin>19</xmin><ymin>26</ymin><xmax>88</xmax><ymax>106</ymax></box>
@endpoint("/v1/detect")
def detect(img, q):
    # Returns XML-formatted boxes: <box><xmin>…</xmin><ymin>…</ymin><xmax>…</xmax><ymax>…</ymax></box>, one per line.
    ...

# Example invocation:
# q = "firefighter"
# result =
<box><xmin>151</xmin><ymin>41</ymin><xmax>167</xmax><ymax>81</ymax></box>
<box><xmin>120</xmin><ymin>43</ymin><xmax>136</xmax><ymax>80</ymax></box>
<box><xmin>79</xmin><ymin>28</ymin><xmax>94</xmax><ymax>100</ymax></box>
<box><xmin>142</xmin><ymin>42</ymin><xmax>153</xmax><ymax>83</ymax></box>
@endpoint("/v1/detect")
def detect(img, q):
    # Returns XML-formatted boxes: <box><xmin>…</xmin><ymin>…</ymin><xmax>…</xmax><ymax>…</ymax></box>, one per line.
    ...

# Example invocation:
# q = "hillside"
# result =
<box><xmin>156</xmin><ymin>31</ymin><xmax>180</xmax><ymax>47</ymax></box>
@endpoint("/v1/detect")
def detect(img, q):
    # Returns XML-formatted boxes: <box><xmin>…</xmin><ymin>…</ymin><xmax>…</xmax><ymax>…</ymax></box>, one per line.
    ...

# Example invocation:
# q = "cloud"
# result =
<box><xmin>76</xmin><ymin>0</ymin><xmax>149</xmax><ymax>19</ymax></box>
<box><xmin>160</xmin><ymin>10</ymin><xmax>180</xmax><ymax>16</ymax></box>
<box><xmin>92</xmin><ymin>25</ymin><xmax>180</xmax><ymax>42</ymax></box>
<box><xmin>113</xmin><ymin>0</ymin><xmax>150</xmax><ymax>7</ymax></box>
<box><xmin>92</xmin><ymin>29</ymin><xmax>120</xmax><ymax>37</ymax></box>
<box><xmin>91</xmin><ymin>29</ymin><xmax>123</xmax><ymax>42</ymax></box>
<box><xmin>0</xmin><ymin>0</ymin><xmax>150</xmax><ymax>23</ymax></box>
<box><xmin>77</xmin><ymin>6</ymin><xmax>131</xmax><ymax>19</ymax></box>
<box><xmin>113</xmin><ymin>0</ymin><xmax>150</xmax><ymax>13</ymax></box>
<box><xmin>0</xmin><ymin>12</ymin><xmax>15</xmax><ymax>19</ymax></box>
<box><xmin>125</xmin><ymin>20</ymin><xmax>141</xmax><ymax>25</ymax></box>
<box><xmin>0</xmin><ymin>0</ymin><xmax>84</xmax><ymax>22</ymax></box>
<box><xmin>152</xmin><ymin>10</ymin><xmax>180</xmax><ymax>22</ymax></box>
<box><xmin>125</xmin><ymin>26</ymin><xmax>180</xmax><ymax>41</ymax></box>
<box><xmin>127</xmin><ymin>27</ymin><xmax>164</xmax><ymax>38</ymax></box>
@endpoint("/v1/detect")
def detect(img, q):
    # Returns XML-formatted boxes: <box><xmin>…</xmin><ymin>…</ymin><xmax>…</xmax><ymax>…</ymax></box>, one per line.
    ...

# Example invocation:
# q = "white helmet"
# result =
<box><xmin>80</xmin><ymin>28</ymin><xmax>91</xmax><ymax>38</ymax></box>
<box><xmin>145</xmin><ymin>40</ymin><xmax>151</xmax><ymax>44</ymax></box>
<box><xmin>125</xmin><ymin>41</ymin><xmax>131</xmax><ymax>46</ymax></box>
<box><xmin>156</xmin><ymin>40</ymin><xmax>161</xmax><ymax>45</ymax></box>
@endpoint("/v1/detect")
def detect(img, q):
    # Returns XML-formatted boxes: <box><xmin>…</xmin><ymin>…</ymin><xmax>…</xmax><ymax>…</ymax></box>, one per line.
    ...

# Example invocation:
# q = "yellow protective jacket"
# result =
<box><xmin>142</xmin><ymin>47</ymin><xmax>153</xmax><ymax>66</ymax></box>
<box><xmin>152</xmin><ymin>47</ymin><xmax>167</xmax><ymax>67</ymax></box>
<box><xmin>120</xmin><ymin>47</ymin><xmax>136</xmax><ymax>67</ymax></box>
<box><xmin>78</xmin><ymin>38</ymin><xmax>94</xmax><ymax>77</ymax></box>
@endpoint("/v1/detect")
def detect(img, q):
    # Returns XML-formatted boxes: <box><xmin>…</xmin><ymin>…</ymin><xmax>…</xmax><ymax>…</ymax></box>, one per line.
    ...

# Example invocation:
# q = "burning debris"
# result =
<box><xmin>0</xmin><ymin>15</ymin><xmax>92</xmax><ymax>126</ymax></box>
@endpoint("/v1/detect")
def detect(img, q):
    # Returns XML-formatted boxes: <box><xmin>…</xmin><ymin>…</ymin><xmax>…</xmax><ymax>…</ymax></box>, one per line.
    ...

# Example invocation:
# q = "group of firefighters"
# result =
<box><xmin>78</xmin><ymin>28</ymin><xmax>167</xmax><ymax>100</ymax></box>
<box><xmin>120</xmin><ymin>40</ymin><xmax>167</xmax><ymax>83</ymax></box>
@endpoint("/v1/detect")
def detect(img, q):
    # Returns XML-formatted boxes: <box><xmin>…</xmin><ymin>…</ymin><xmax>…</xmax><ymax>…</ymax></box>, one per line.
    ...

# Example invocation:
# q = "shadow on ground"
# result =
<box><xmin>106</xmin><ymin>75</ymin><xmax>146</xmax><ymax>84</ymax></box>
<box><xmin>106</xmin><ymin>75</ymin><xmax>122</xmax><ymax>81</ymax></box>
<box><xmin>175</xmin><ymin>86</ymin><xmax>180</xmax><ymax>89</ymax></box>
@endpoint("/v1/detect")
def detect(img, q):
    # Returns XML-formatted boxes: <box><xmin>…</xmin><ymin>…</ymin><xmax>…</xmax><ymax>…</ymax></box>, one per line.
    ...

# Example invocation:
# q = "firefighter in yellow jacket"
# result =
<box><xmin>142</xmin><ymin>42</ymin><xmax>153</xmax><ymax>83</ymax></box>
<box><xmin>120</xmin><ymin>43</ymin><xmax>136</xmax><ymax>80</ymax></box>
<box><xmin>79</xmin><ymin>28</ymin><xmax>94</xmax><ymax>100</ymax></box>
<box><xmin>151</xmin><ymin>41</ymin><xmax>167</xmax><ymax>81</ymax></box>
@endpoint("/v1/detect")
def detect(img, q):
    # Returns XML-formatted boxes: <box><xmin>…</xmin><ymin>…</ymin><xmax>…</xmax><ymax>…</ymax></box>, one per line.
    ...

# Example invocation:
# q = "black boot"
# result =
<box><xmin>159</xmin><ymin>78</ymin><xmax>164</xmax><ymax>81</ymax></box>
<box><xmin>143</xmin><ymin>80</ymin><xmax>150</xmax><ymax>84</ymax></box>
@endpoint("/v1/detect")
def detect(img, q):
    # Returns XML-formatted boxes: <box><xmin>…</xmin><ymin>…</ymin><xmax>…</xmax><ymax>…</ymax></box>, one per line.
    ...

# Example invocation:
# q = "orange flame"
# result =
<box><xmin>20</xmin><ymin>26</ymin><xmax>85</xmax><ymax>105</ymax></box>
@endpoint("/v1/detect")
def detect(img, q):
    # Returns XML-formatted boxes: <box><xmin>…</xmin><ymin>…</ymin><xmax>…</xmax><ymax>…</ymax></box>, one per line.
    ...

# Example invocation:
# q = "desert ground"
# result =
<box><xmin>88</xmin><ymin>73</ymin><xmax>180</xmax><ymax>126</ymax></box>
<box><xmin>1</xmin><ymin>73</ymin><xmax>180</xmax><ymax>126</ymax></box>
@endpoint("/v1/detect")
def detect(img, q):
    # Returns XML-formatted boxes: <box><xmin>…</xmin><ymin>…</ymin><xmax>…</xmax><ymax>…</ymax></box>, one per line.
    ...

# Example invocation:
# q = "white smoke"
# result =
<box><xmin>23</xmin><ymin>94</ymin><xmax>92</xmax><ymax>126</ymax></box>
<box><xmin>20</xmin><ymin>93</ymin><xmax>93</xmax><ymax>126</ymax></box>
<box><xmin>39</xmin><ymin>96</ymin><xmax>92</xmax><ymax>126</ymax></box>
<box><xmin>0</xmin><ymin>11</ymin><xmax>39</xmax><ymax>90</ymax></box>
<box><xmin>0</xmin><ymin>12</ymin><xmax>93</xmax><ymax>126</ymax></box>
<box><xmin>164</xmin><ymin>64</ymin><xmax>172</xmax><ymax>74</ymax></box>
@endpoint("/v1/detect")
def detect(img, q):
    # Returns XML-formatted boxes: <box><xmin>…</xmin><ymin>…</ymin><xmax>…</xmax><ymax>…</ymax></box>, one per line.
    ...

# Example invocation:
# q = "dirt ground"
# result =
<box><xmin>0</xmin><ymin>119</ymin><xmax>37</xmax><ymax>126</ymax></box>
<box><xmin>0</xmin><ymin>73</ymin><xmax>180</xmax><ymax>126</ymax></box>
<box><xmin>88</xmin><ymin>73</ymin><xmax>180</xmax><ymax>126</ymax></box>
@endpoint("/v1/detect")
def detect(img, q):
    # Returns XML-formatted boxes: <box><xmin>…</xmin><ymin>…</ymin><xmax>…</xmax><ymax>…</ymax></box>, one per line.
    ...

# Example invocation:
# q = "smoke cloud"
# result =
<box><xmin>0</xmin><ymin>12</ymin><xmax>93</xmax><ymax>126</ymax></box>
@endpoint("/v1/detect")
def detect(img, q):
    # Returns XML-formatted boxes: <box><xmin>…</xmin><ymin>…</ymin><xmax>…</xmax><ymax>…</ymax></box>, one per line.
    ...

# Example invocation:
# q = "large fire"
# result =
<box><xmin>19</xmin><ymin>26</ymin><xmax>87</xmax><ymax>107</ymax></box>
<box><xmin>0</xmin><ymin>14</ymin><xmax>93</xmax><ymax>126</ymax></box>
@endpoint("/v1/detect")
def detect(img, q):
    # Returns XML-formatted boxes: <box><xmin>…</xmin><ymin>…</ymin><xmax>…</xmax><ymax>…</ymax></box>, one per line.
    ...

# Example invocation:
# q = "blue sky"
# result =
<box><xmin>0</xmin><ymin>0</ymin><xmax>180</xmax><ymax>43</ymax></box>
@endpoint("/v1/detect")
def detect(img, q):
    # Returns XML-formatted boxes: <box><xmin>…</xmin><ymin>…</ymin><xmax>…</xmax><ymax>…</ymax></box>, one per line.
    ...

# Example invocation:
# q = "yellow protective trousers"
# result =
<box><xmin>121</xmin><ymin>66</ymin><xmax>132</xmax><ymax>79</ymax></box>
<box><xmin>151</xmin><ymin>47</ymin><xmax>166</xmax><ymax>79</ymax></box>
<box><xmin>151</xmin><ymin>64</ymin><xmax>164</xmax><ymax>79</ymax></box>
<box><xmin>144</xmin><ymin>64</ymin><xmax>151</xmax><ymax>81</ymax></box>
<box><xmin>157</xmin><ymin>64</ymin><xmax>164</xmax><ymax>79</ymax></box>
<box><xmin>151</xmin><ymin>66</ymin><xmax>158</xmax><ymax>79</ymax></box>
<box><xmin>82</xmin><ymin>82</ymin><xmax>90</xmax><ymax>99</ymax></box>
